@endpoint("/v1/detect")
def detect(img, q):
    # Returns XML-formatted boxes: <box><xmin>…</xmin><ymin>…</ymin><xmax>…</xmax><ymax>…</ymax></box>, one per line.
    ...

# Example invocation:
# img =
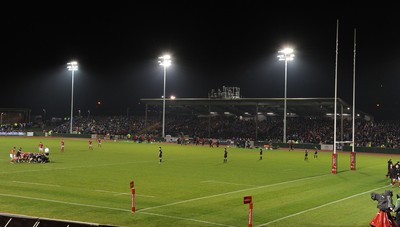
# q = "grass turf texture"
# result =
<box><xmin>0</xmin><ymin>137</ymin><xmax>397</xmax><ymax>226</ymax></box>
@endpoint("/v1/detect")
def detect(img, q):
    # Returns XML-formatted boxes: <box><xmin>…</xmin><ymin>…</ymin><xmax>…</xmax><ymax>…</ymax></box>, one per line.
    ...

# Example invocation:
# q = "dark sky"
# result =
<box><xmin>3</xmin><ymin>3</ymin><xmax>400</xmax><ymax>120</ymax></box>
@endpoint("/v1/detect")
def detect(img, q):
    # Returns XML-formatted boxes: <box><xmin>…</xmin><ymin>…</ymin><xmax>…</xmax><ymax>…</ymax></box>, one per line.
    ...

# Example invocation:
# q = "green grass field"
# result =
<box><xmin>0</xmin><ymin>136</ymin><xmax>398</xmax><ymax>226</ymax></box>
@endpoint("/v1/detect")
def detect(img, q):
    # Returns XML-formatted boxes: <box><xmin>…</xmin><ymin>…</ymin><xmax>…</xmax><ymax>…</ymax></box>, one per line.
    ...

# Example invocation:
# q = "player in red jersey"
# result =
<box><xmin>38</xmin><ymin>142</ymin><xmax>44</xmax><ymax>153</ymax></box>
<box><xmin>61</xmin><ymin>139</ymin><xmax>65</xmax><ymax>152</ymax></box>
<box><xmin>10</xmin><ymin>147</ymin><xmax>16</xmax><ymax>163</ymax></box>
<box><xmin>97</xmin><ymin>138</ymin><xmax>102</xmax><ymax>147</ymax></box>
<box><xmin>89</xmin><ymin>139</ymin><xmax>93</xmax><ymax>150</ymax></box>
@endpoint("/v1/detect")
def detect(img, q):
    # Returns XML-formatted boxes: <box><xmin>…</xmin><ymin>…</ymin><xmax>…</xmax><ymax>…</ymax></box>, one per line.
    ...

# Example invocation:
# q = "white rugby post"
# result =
<box><xmin>332</xmin><ymin>20</ymin><xmax>339</xmax><ymax>174</ymax></box>
<box><xmin>350</xmin><ymin>28</ymin><xmax>357</xmax><ymax>171</ymax></box>
<box><xmin>332</xmin><ymin>22</ymin><xmax>357</xmax><ymax>174</ymax></box>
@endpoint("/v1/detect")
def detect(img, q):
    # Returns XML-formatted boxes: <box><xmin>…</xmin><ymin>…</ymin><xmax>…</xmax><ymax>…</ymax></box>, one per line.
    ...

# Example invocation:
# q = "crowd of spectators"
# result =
<box><xmin>47</xmin><ymin>115</ymin><xmax>400</xmax><ymax>149</ymax></box>
<box><xmin>4</xmin><ymin>108</ymin><xmax>395</xmax><ymax>149</ymax></box>
<box><xmin>0</xmin><ymin>123</ymin><xmax>28</xmax><ymax>132</ymax></box>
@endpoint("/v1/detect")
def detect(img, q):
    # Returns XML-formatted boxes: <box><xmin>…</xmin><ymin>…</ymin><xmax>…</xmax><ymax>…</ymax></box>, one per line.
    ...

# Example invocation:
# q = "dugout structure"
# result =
<box><xmin>140</xmin><ymin>97</ymin><xmax>371</xmax><ymax>141</ymax></box>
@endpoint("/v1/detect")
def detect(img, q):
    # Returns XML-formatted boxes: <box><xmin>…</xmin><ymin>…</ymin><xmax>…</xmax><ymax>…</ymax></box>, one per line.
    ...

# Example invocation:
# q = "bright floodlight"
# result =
<box><xmin>278</xmin><ymin>48</ymin><xmax>295</xmax><ymax>61</ymax></box>
<box><xmin>158</xmin><ymin>55</ymin><xmax>171</xmax><ymax>67</ymax></box>
<box><xmin>67</xmin><ymin>61</ymin><xmax>78</xmax><ymax>71</ymax></box>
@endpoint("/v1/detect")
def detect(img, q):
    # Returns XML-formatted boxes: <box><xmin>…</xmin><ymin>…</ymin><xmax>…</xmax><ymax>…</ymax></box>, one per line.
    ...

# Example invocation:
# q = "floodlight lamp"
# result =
<box><xmin>281</xmin><ymin>48</ymin><xmax>293</xmax><ymax>54</ymax></box>
<box><xmin>67</xmin><ymin>61</ymin><xmax>78</xmax><ymax>71</ymax></box>
<box><xmin>158</xmin><ymin>55</ymin><xmax>171</xmax><ymax>67</ymax></box>
<box><xmin>277</xmin><ymin>48</ymin><xmax>295</xmax><ymax>61</ymax></box>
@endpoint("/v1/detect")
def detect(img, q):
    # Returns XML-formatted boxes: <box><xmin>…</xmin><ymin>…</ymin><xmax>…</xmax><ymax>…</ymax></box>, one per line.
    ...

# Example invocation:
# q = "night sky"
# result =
<box><xmin>3</xmin><ymin>4</ymin><xmax>400</xmax><ymax>120</ymax></box>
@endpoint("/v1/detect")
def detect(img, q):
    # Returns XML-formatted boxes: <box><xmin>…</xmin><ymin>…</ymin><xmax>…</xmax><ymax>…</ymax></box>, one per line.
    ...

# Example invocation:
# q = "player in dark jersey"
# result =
<box><xmin>223</xmin><ymin>148</ymin><xmax>228</xmax><ymax>163</ymax></box>
<box><xmin>314</xmin><ymin>146</ymin><xmax>318</xmax><ymax>159</ymax></box>
<box><xmin>304</xmin><ymin>149</ymin><xmax>308</xmax><ymax>161</ymax></box>
<box><xmin>289</xmin><ymin>140</ymin><xmax>294</xmax><ymax>151</ymax></box>
<box><xmin>387</xmin><ymin>159</ymin><xmax>393</xmax><ymax>178</ymax></box>
<box><xmin>159</xmin><ymin>147</ymin><xmax>163</xmax><ymax>163</ymax></box>
<box><xmin>259</xmin><ymin>148</ymin><xmax>263</xmax><ymax>160</ymax></box>
<box><xmin>391</xmin><ymin>163</ymin><xmax>400</xmax><ymax>188</ymax></box>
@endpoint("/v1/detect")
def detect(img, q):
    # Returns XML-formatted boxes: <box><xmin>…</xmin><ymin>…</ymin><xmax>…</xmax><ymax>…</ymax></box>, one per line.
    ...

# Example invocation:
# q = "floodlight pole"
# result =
<box><xmin>278</xmin><ymin>48</ymin><xmax>294</xmax><ymax>144</ymax></box>
<box><xmin>158</xmin><ymin>55</ymin><xmax>171</xmax><ymax>139</ymax></box>
<box><xmin>67</xmin><ymin>61</ymin><xmax>78</xmax><ymax>134</ymax></box>
<box><xmin>163</xmin><ymin>65</ymin><xmax>166</xmax><ymax>138</ymax></box>
<box><xmin>43</xmin><ymin>109</ymin><xmax>46</xmax><ymax>125</ymax></box>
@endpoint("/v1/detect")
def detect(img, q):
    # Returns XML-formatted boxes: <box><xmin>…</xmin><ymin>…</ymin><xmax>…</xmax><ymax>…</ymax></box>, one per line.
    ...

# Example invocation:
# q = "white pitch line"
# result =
<box><xmin>201</xmin><ymin>180</ymin><xmax>257</xmax><ymax>187</ymax></box>
<box><xmin>0</xmin><ymin>193</ymin><xmax>232</xmax><ymax>226</ymax></box>
<box><xmin>0</xmin><ymin>160</ymin><xmax>160</xmax><ymax>175</ymax></box>
<box><xmin>9</xmin><ymin>180</ymin><xmax>155</xmax><ymax>198</ymax></box>
<box><xmin>95</xmin><ymin>189</ymin><xmax>155</xmax><ymax>198</ymax></box>
<box><xmin>138</xmin><ymin>211</ymin><xmax>237</xmax><ymax>227</ymax></box>
<box><xmin>138</xmin><ymin>174</ymin><xmax>330</xmax><ymax>212</ymax></box>
<box><xmin>256</xmin><ymin>185</ymin><xmax>389</xmax><ymax>226</ymax></box>
<box><xmin>0</xmin><ymin>193</ymin><xmax>129</xmax><ymax>212</ymax></box>
<box><xmin>13</xmin><ymin>181</ymin><xmax>61</xmax><ymax>187</ymax></box>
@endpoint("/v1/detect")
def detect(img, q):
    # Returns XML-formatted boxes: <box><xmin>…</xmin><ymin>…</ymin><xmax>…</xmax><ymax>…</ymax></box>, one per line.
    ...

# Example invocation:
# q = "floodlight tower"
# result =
<box><xmin>278</xmin><ymin>48</ymin><xmax>294</xmax><ymax>143</ymax></box>
<box><xmin>158</xmin><ymin>55</ymin><xmax>171</xmax><ymax>139</ymax></box>
<box><xmin>67</xmin><ymin>61</ymin><xmax>78</xmax><ymax>134</ymax></box>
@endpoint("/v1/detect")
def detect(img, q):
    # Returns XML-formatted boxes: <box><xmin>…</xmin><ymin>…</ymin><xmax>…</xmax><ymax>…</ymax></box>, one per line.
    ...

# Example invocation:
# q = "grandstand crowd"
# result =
<box><xmin>1</xmin><ymin>115</ymin><xmax>399</xmax><ymax>148</ymax></box>
<box><xmin>43</xmin><ymin>116</ymin><xmax>400</xmax><ymax>148</ymax></box>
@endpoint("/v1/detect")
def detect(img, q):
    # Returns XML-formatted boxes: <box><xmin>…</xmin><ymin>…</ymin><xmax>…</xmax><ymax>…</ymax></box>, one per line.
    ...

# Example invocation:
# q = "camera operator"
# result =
<box><xmin>370</xmin><ymin>190</ymin><xmax>396</xmax><ymax>227</ymax></box>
